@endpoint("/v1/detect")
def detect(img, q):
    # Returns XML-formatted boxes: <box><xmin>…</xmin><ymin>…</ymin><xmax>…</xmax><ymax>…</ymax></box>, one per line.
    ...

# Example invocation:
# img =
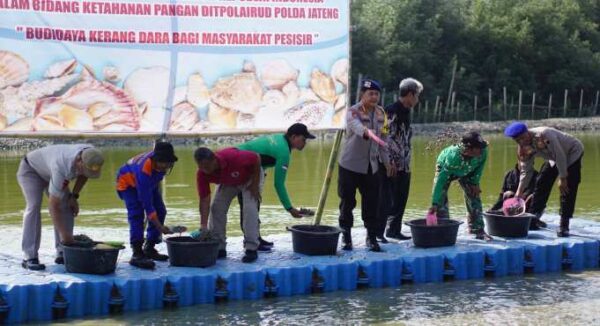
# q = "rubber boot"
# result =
<box><xmin>342</xmin><ymin>228</ymin><xmax>353</xmax><ymax>251</ymax></box>
<box><xmin>129</xmin><ymin>241</ymin><xmax>155</xmax><ymax>270</ymax></box>
<box><xmin>557</xmin><ymin>217</ymin><xmax>570</xmax><ymax>237</ymax></box>
<box><xmin>143</xmin><ymin>240</ymin><xmax>169</xmax><ymax>261</ymax></box>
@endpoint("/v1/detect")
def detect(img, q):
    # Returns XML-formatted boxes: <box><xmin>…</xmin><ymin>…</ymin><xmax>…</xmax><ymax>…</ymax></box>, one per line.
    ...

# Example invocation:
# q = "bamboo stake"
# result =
<box><xmin>563</xmin><ymin>89</ymin><xmax>568</xmax><ymax>117</ymax></box>
<box><xmin>450</xmin><ymin>91</ymin><xmax>456</xmax><ymax>122</ymax></box>
<box><xmin>424</xmin><ymin>101</ymin><xmax>429</xmax><ymax>123</ymax></box>
<box><xmin>313</xmin><ymin>129</ymin><xmax>344</xmax><ymax>225</ymax></box>
<box><xmin>474</xmin><ymin>95</ymin><xmax>478</xmax><ymax>121</ymax></box>
<box><xmin>531</xmin><ymin>92</ymin><xmax>536</xmax><ymax>119</ymax></box>
<box><xmin>434</xmin><ymin>96</ymin><xmax>440</xmax><ymax>123</ymax></box>
<box><xmin>503</xmin><ymin>87</ymin><xmax>507</xmax><ymax>120</ymax></box>
<box><xmin>382</xmin><ymin>88</ymin><xmax>386</xmax><ymax>107</ymax></box>
<box><xmin>547</xmin><ymin>94</ymin><xmax>553</xmax><ymax>119</ymax></box>
<box><xmin>578</xmin><ymin>89</ymin><xmax>584</xmax><ymax>117</ymax></box>
<box><xmin>488</xmin><ymin>89</ymin><xmax>492</xmax><ymax>122</ymax></box>
<box><xmin>355</xmin><ymin>73</ymin><xmax>363</xmax><ymax>104</ymax></box>
<box><xmin>594</xmin><ymin>90</ymin><xmax>599</xmax><ymax>115</ymax></box>
<box><xmin>456</xmin><ymin>101</ymin><xmax>460</xmax><ymax>121</ymax></box>
<box><xmin>518</xmin><ymin>90</ymin><xmax>522</xmax><ymax>120</ymax></box>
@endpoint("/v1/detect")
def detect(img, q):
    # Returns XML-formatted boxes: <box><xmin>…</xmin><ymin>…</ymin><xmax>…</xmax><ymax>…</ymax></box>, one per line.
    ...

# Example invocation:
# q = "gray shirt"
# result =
<box><xmin>339</xmin><ymin>102</ymin><xmax>389</xmax><ymax>174</ymax></box>
<box><xmin>26</xmin><ymin>144</ymin><xmax>93</xmax><ymax>198</ymax></box>
<box><xmin>519</xmin><ymin>127</ymin><xmax>584</xmax><ymax>186</ymax></box>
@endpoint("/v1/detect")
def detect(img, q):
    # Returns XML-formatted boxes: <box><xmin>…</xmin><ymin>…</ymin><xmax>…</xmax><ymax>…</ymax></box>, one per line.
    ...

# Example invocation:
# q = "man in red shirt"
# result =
<box><xmin>195</xmin><ymin>147</ymin><xmax>262</xmax><ymax>263</ymax></box>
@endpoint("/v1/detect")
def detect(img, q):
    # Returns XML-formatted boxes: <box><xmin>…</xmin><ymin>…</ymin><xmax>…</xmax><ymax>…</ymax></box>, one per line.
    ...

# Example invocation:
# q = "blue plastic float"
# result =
<box><xmin>1</xmin><ymin>218</ymin><xmax>599</xmax><ymax>324</ymax></box>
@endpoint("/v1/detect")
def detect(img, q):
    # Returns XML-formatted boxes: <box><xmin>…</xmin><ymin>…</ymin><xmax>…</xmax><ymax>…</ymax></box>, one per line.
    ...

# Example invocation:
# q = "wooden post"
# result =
<box><xmin>314</xmin><ymin>130</ymin><xmax>344</xmax><ymax>225</ymax></box>
<box><xmin>424</xmin><ymin>100</ymin><xmax>429</xmax><ymax>123</ymax></box>
<box><xmin>488</xmin><ymin>88</ymin><xmax>492</xmax><ymax>122</ymax></box>
<box><xmin>434</xmin><ymin>96</ymin><xmax>440</xmax><ymax>122</ymax></box>
<box><xmin>456</xmin><ymin>101</ymin><xmax>460</xmax><ymax>121</ymax></box>
<box><xmin>355</xmin><ymin>73</ymin><xmax>363</xmax><ymax>103</ymax></box>
<box><xmin>594</xmin><ymin>90</ymin><xmax>599</xmax><ymax>115</ymax></box>
<box><xmin>450</xmin><ymin>91</ymin><xmax>456</xmax><ymax>122</ymax></box>
<box><xmin>531</xmin><ymin>92</ymin><xmax>536</xmax><ymax>119</ymax></box>
<box><xmin>547</xmin><ymin>94</ymin><xmax>553</xmax><ymax>119</ymax></box>
<box><xmin>518</xmin><ymin>90</ymin><xmax>522</xmax><ymax>120</ymax></box>
<box><xmin>445</xmin><ymin>58</ymin><xmax>458</xmax><ymax>116</ymax></box>
<box><xmin>578</xmin><ymin>89</ymin><xmax>584</xmax><ymax>117</ymax></box>
<box><xmin>474</xmin><ymin>95</ymin><xmax>478</xmax><ymax>121</ymax></box>
<box><xmin>563</xmin><ymin>89</ymin><xmax>568</xmax><ymax>117</ymax></box>
<box><xmin>503</xmin><ymin>87</ymin><xmax>507</xmax><ymax>120</ymax></box>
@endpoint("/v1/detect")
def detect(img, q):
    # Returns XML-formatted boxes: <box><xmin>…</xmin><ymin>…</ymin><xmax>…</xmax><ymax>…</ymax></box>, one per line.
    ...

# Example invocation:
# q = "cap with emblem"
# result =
<box><xmin>461</xmin><ymin>131</ymin><xmax>487</xmax><ymax>149</ymax></box>
<box><xmin>504</xmin><ymin>122</ymin><xmax>528</xmax><ymax>138</ymax></box>
<box><xmin>360</xmin><ymin>79</ymin><xmax>382</xmax><ymax>92</ymax></box>
<box><xmin>81</xmin><ymin>147</ymin><xmax>104</xmax><ymax>179</ymax></box>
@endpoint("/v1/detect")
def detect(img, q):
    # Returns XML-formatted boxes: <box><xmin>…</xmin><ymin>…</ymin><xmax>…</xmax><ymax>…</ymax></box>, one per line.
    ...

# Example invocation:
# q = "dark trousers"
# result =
<box><xmin>376</xmin><ymin>166</ymin><xmax>411</xmax><ymax>236</ymax></box>
<box><xmin>527</xmin><ymin>156</ymin><xmax>582</xmax><ymax>220</ymax></box>
<box><xmin>118</xmin><ymin>188</ymin><xmax>166</xmax><ymax>244</ymax></box>
<box><xmin>338</xmin><ymin>164</ymin><xmax>379</xmax><ymax>237</ymax></box>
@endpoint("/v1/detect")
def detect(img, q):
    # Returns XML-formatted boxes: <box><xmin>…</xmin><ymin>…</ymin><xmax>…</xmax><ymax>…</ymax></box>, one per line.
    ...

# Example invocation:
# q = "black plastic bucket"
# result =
<box><xmin>165</xmin><ymin>236</ymin><xmax>219</xmax><ymax>267</ymax></box>
<box><xmin>287</xmin><ymin>225</ymin><xmax>342</xmax><ymax>256</ymax></box>
<box><xmin>484</xmin><ymin>211</ymin><xmax>534</xmax><ymax>237</ymax></box>
<box><xmin>405</xmin><ymin>219</ymin><xmax>463</xmax><ymax>248</ymax></box>
<box><xmin>62</xmin><ymin>244</ymin><xmax>121</xmax><ymax>275</ymax></box>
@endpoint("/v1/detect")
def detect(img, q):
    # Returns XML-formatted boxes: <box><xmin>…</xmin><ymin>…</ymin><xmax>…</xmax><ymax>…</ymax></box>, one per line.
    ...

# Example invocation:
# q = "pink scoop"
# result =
<box><xmin>426</xmin><ymin>211</ymin><xmax>438</xmax><ymax>226</ymax></box>
<box><xmin>502</xmin><ymin>197</ymin><xmax>526</xmax><ymax>216</ymax></box>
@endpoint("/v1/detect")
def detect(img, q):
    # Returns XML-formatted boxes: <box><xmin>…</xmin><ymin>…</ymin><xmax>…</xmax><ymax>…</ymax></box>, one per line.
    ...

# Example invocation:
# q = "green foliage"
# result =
<box><xmin>351</xmin><ymin>0</ymin><xmax>600</xmax><ymax>111</ymax></box>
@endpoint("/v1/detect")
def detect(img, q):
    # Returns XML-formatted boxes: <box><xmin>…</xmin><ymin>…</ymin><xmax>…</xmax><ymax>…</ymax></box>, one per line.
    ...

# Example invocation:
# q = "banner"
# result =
<box><xmin>0</xmin><ymin>0</ymin><xmax>349</xmax><ymax>134</ymax></box>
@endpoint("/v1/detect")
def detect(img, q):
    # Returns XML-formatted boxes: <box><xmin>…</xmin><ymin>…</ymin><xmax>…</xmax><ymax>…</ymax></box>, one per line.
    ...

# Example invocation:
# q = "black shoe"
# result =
<box><xmin>529</xmin><ymin>219</ymin><xmax>546</xmax><ymax>230</ymax></box>
<box><xmin>22</xmin><ymin>258</ymin><xmax>45</xmax><ymax>271</ymax></box>
<box><xmin>557</xmin><ymin>228</ymin><xmax>570</xmax><ymax>237</ymax></box>
<box><xmin>257</xmin><ymin>244</ymin><xmax>272</xmax><ymax>252</ymax></box>
<box><xmin>259</xmin><ymin>237</ymin><xmax>273</xmax><ymax>247</ymax></box>
<box><xmin>366</xmin><ymin>236</ymin><xmax>382</xmax><ymax>252</ymax></box>
<box><xmin>242</xmin><ymin>250</ymin><xmax>258</xmax><ymax>263</ymax></box>
<box><xmin>143</xmin><ymin>241</ymin><xmax>169</xmax><ymax>261</ymax></box>
<box><xmin>376</xmin><ymin>235</ymin><xmax>389</xmax><ymax>243</ymax></box>
<box><xmin>386</xmin><ymin>229</ymin><xmax>412</xmax><ymax>241</ymax></box>
<box><xmin>55</xmin><ymin>256</ymin><xmax>64</xmax><ymax>265</ymax></box>
<box><xmin>218</xmin><ymin>249</ymin><xmax>227</xmax><ymax>259</ymax></box>
<box><xmin>342</xmin><ymin>230</ymin><xmax>353</xmax><ymax>251</ymax></box>
<box><xmin>129</xmin><ymin>254</ymin><xmax>155</xmax><ymax>269</ymax></box>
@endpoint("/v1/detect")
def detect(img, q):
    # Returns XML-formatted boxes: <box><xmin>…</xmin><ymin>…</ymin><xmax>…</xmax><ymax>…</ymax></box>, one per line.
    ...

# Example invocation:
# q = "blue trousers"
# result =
<box><xmin>118</xmin><ymin>188</ymin><xmax>166</xmax><ymax>243</ymax></box>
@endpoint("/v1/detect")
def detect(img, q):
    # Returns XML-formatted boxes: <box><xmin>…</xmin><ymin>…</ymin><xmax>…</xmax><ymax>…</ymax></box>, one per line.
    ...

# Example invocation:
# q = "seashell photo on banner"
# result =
<box><xmin>0</xmin><ymin>51</ymin><xmax>350</xmax><ymax>133</ymax></box>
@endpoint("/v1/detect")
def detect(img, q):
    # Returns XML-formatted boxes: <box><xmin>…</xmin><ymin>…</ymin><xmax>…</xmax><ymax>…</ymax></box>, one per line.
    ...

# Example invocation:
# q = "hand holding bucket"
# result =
<box><xmin>426</xmin><ymin>211</ymin><xmax>438</xmax><ymax>226</ymax></box>
<box><xmin>502</xmin><ymin>197</ymin><xmax>527</xmax><ymax>216</ymax></box>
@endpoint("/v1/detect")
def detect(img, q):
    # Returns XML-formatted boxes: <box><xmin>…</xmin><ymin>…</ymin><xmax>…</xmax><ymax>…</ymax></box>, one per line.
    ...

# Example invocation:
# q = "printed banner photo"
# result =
<box><xmin>0</xmin><ymin>0</ymin><xmax>350</xmax><ymax>134</ymax></box>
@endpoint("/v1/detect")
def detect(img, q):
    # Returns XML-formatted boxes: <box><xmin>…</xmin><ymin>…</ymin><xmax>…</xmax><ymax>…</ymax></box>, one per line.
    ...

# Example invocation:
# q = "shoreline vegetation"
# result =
<box><xmin>1</xmin><ymin>117</ymin><xmax>600</xmax><ymax>154</ymax></box>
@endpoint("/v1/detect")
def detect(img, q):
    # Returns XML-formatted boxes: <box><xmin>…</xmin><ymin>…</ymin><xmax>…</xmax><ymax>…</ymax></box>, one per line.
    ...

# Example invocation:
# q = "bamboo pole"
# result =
<box><xmin>424</xmin><ymin>100</ymin><xmax>429</xmax><ymax>123</ymax></box>
<box><xmin>382</xmin><ymin>88</ymin><xmax>386</xmax><ymax>107</ymax></box>
<box><xmin>355</xmin><ymin>73</ymin><xmax>363</xmax><ymax>104</ymax></box>
<box><xmin>456</xmin><ymin>101</ymin><xmax>460</xmax><ymax>121</ymax></box>
<box><xmin>547</xmin><ymin>94</ymin><xmax>553</xmax><ymax>119</ymax></box>
<box><xmin>445</xmin><ymin>58</ymin><xmax>458</xmax><ymax>116</ymax></box>
<box><xmin>594</xmin><ymin>90</ymin><xmax>599</xmax><ymax>115</ymax></box>
<box><xmin>578</xmin><ymin>89</ymin><xmax>584</xmax><ymax>117</ymax></box>
<box><xmin>313</xmin><ymin>129</ymin><xmax>344</xmax><ymax>225</ymax></box>
<box><xmin>434</xmin><ymin>96</ymin><xmax>440</xmax><ymax>123</ymax></box>
<box><xmin>450</xmin><ymin>91</ymin><xmax>456</xmax><ymax>122</ymax></box>
<box><xmin>488</xmin><ymin>89</ymin><xmax>492</xmax><ymax>122</ymax></box>
<box><xmin>474</xmin><ymin>95</ymin><xmax>478</xmax><ymax>121</ymax></box>
<box><xmin>563</xmin><ymin>89</ymin><xmax>568</xmax><ymax>117</ymax></box>
<box><xmin>518</xmin><ymin>90</ymin><xmax>522</xmax><ymax>120</ymax></box>
<box><xmin>531</xmin><ymin>92</ymin><xmax>536</xmax><ymax>119</ymax></box>
<box><xmin>503</xmin><ymin>87</ymin><xmax>507</xmax><ymax>120</ymax></box>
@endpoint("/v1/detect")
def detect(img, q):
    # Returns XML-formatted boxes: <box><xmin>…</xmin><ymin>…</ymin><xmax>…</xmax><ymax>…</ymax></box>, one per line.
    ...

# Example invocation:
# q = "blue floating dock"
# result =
<box><xmin>1</xmin><ymin>216</ymin><xmax>600</xmax><ymax>324</ymax></box>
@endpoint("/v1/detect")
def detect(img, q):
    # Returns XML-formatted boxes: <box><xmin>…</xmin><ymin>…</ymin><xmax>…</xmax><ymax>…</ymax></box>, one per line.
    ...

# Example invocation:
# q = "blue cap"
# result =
<box><xmin>360</xmin><ymin>79</ymin><xmax>382</xmax><ymax>92</ymax></box>
<box><xmin>504</xmin><ymin>122</ymin><xmax>528</xmax><ymax>138</ymax></box>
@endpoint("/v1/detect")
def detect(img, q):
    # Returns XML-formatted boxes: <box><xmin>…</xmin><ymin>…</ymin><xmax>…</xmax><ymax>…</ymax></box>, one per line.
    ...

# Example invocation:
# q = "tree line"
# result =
<box><xmin>350</xmin><ymin>0</ymin><xmax>600</xmax><ymax>119</ymax></box>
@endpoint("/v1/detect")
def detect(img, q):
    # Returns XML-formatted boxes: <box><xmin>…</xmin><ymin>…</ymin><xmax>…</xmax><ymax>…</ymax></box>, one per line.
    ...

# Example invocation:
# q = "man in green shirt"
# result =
<box><xmin>428</xmin><ymin>131</ymin><xmax>492</xmax><ymax>240</ymax></box>
<box><xmin>237</xmin><ymin>123</ymin><xmax>314</xmax><ymax>250</ymax></box>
